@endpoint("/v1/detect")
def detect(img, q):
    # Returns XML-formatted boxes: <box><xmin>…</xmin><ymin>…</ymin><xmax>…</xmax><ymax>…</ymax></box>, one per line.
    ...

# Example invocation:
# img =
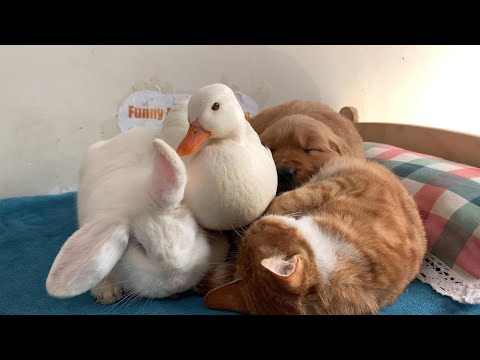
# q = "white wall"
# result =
<box><xmin>1</xmin><ymin>45</ymin><xmax>479</xmax><ymax>198</ymax></box>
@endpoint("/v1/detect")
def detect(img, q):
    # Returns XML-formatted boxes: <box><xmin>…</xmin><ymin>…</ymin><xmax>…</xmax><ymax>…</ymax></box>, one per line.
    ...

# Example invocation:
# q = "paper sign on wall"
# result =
<box><xmin>118</xmin><ymin>90</ymin><xmax>259</xmax><ymax>133</ymax></box>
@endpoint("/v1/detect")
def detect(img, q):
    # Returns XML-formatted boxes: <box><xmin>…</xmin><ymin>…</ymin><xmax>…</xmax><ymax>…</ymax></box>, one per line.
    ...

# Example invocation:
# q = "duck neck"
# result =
<box><xmin>217</xmin><ymin>119</ymin><xmax>246</xmax><ymax>143</ymax></box>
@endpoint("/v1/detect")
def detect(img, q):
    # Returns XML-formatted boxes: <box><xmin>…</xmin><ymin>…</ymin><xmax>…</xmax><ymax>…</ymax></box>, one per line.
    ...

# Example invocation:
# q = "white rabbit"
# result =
<box><xmin>157</xmin><ymin>99</ymin><xmax>190</xmax><ymax>150</ymax></box>
<box><xmin>46</xmin><ymin>129</ymin><xmax>227</xmax><ymax>304</ymax></box>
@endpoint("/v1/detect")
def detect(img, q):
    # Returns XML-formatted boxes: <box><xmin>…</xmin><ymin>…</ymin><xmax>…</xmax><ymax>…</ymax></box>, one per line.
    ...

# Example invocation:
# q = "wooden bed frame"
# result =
<box><xmin>339</xmin><ymin>107</ymin><xmax>480</xmax><ymax>167</ymax></box>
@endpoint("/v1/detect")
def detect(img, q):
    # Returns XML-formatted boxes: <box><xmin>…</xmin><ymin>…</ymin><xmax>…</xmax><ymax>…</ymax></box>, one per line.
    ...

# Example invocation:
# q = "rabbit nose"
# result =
<box><xmin>277</xmin><ymin>166</ymin><xmax>296</xmax><ymax>182</ymax></box>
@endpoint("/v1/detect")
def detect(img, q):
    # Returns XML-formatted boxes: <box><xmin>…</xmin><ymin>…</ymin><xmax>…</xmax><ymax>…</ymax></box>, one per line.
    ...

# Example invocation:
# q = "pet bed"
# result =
<box><xmin>1</xmin><ymin>122</ymin><xmax>480</xmax><ymax>315</ymax></box>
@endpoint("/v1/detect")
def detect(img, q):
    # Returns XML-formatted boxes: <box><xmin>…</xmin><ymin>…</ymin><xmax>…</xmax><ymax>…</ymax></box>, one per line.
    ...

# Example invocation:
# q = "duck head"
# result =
<box><xmin>176</xmin><ymin>83</ymin><xmax>246</xmax><ymax>156</ymax></box>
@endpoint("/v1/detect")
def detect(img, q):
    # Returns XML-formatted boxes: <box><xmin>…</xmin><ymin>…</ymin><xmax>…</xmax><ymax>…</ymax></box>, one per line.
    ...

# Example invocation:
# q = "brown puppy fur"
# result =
<box><xmin>249</xmin><ymin>100</ymin><xmax>364</xmax><ymax>193</ymax></box>
<box><xmin>201</xmin><ymin>157</ymin><xmax>427</xmax><ymax>315</ymax></box>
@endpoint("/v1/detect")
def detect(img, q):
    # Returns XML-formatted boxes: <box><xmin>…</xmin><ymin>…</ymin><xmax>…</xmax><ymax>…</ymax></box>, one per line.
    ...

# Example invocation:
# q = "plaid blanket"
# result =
<box><xmin>364</xmin><ymin>142</ymin><xmax>480</xmax><ymax>280</ymax></box>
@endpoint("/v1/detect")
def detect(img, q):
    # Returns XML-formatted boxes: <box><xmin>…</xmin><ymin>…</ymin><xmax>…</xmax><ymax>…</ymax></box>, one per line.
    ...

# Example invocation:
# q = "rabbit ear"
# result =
<box><xmin>46</xmin><ymin>221</ymin><xmax>128</xmax><ymax>298</ymax></box>
<box><xmin>147</xmin><ymin>139</ymin><xmax>187</xmax><ymax>208</ymax></box>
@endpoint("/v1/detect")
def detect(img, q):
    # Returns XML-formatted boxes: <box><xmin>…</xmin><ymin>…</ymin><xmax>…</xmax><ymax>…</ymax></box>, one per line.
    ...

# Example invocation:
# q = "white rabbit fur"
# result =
<box><xmin>157</xmin><ymin>99</ymin><xmax>190</xmax><ymax>150</ymax></box>
<box><xmin>46</xmin><ymin>108</ymin><xmax>227</xmax><ymax>303</ymax></box>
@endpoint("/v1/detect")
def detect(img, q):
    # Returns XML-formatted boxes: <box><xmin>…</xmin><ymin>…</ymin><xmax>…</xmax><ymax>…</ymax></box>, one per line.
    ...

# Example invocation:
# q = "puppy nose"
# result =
<box><xmin>277</xmin><ymin>166</ymin><xmax>296</xmax><ymax>182</ymax></box>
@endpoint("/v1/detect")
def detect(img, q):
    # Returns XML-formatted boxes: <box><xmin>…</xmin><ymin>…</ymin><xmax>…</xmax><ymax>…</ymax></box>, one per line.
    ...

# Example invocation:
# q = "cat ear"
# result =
<box><xmin>204</xmin><ymin>279</ymin><xmax>247</xmax><ymax>314</ymax></box>
<box><xmin>261</xmin><ymin>254</ymin><xmax>305</xmax><ymax>290</ymax></box>
<box><xmin>261</xmin><ymin>256</ymin><xmax>297</xmax><ymax>277</ymax></box>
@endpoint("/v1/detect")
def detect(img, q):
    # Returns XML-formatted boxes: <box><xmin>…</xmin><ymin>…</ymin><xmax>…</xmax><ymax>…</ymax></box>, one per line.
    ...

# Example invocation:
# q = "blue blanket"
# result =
<box><xmin>1</xmin><ymin>192</ymin><xmax>479</xmax><ymax>315</ymax></box>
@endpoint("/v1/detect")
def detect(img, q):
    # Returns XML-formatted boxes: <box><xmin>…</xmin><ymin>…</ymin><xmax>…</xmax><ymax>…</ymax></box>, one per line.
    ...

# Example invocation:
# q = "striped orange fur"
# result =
<box><xmin>202</xmin><ymin>157</ymin><xmax>427</xmax><ymax>315</ymax></box>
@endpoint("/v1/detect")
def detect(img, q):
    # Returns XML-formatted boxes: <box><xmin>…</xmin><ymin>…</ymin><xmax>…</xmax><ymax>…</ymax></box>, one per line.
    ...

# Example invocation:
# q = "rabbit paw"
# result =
<box><xmin>91</xmin><ymin>276</ymin><xmax>124</xmax><ymax>304</ymax></box>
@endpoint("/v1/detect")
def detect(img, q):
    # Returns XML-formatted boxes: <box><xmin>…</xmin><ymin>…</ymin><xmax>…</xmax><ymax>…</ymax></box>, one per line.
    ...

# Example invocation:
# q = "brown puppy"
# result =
<box><xmin>249</xmin><ymin>100</ymin><xmax>364</xmax><ymax>193</ymax></box>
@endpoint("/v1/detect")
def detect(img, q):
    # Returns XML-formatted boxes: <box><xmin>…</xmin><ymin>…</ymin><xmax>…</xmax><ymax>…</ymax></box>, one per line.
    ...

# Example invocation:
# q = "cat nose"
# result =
<box><xmin>277</xmin><ymin>166</ymin><xmax>296</xmax><ymax>182</ymax></box>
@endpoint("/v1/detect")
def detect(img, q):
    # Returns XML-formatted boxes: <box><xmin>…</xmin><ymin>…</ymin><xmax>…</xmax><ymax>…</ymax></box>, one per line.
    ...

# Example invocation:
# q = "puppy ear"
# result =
<box><xmin>339</xmin><ymin>106</ymin><xmax>359</xmax><ymax>123</ymax></box>
<box><xmin>329</xmin><ymin>134</ymin><xmax>353</xmax><ymax>156</ymax></box>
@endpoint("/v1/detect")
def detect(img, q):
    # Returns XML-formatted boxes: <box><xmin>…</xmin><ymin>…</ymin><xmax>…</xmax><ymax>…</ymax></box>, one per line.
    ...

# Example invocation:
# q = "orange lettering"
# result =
<box><xmin>148</xmin><ymin>109</ymin><xmax>156</xmax><ymax>119</ymax></box>
<box><xmin>128</xmin><ymin>106</ymin><xmax>135</xmax><ymax>118</ymax></box>
<box><xmin>128</xmin><ymin>106</ymin><xmax>166</xmax><ymax>120</ymax></box>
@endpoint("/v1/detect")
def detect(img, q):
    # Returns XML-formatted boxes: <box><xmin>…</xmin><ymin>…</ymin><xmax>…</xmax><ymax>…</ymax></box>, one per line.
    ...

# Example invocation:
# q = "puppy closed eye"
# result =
<box><xmin>304</xmin><ymin>149</ymin><xmax>321</xmax><ymax>154</ymax></box>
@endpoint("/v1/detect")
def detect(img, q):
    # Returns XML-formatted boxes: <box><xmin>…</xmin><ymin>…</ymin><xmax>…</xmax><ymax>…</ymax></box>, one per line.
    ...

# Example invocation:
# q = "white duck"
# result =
<box><xmin>172</xmin><ymin>83</ymin><xmax>278</xmax><ymax>230</ymax></box>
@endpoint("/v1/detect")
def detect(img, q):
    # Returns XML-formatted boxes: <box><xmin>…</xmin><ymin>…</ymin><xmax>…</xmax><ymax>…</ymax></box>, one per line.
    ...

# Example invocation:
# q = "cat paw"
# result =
<box><xmin>91</xmin><ymin>278</ymin><xmax>124</xmax><ymax>304</ymax></box>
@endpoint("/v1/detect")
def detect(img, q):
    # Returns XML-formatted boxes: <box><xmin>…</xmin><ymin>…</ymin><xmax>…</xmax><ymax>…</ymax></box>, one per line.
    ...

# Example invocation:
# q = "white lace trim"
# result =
<box><xmin>417</xmin><ymin>253</ymin><xmax>480</xmax><ymax>304</ymax></box>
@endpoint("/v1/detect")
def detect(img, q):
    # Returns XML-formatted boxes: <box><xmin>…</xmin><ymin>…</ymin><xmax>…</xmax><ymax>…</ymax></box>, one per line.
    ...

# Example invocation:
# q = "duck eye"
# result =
<box><xmin>211</xmin><ymin>102</ymin><xmax>220</xmax><ymax>111</ymax></box>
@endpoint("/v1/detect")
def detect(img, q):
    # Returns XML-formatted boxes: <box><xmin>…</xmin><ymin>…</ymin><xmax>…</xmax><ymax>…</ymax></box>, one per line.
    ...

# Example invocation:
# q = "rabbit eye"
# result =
<box><xmin>211</xmin><ymin>102</ymin><xmax>220</xmax><ymax>111</ymax></box>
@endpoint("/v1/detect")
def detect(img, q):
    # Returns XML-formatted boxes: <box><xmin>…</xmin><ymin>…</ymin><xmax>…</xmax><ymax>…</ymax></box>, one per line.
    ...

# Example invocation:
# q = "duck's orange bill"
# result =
<box><xmin>176</xmin><ymin>123</ymin><xmax>212</xmax><ymax>156</ymax></box>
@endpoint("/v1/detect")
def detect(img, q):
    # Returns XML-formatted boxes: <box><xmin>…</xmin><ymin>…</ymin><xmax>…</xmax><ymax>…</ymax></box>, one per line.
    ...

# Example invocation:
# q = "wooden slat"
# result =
<box><xmin>355</xmin><ymin>122</ymin><xmax>480</xmax><ymax>167</ymax></box>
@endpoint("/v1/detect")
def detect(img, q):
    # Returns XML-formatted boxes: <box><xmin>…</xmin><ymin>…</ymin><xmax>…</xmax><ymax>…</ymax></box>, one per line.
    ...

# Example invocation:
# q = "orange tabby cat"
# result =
<box><xmin>202</xmin><ymin>157</ymin><xmax>427</xmax><ymax>315</ymax></box>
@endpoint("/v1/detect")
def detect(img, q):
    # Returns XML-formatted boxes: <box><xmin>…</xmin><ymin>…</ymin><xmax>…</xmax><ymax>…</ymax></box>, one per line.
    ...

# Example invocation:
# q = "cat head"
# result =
<box><xmin>204</xmin><ymin>215</ymin><xmax>325</xmax><ymax>315</ymax></box>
